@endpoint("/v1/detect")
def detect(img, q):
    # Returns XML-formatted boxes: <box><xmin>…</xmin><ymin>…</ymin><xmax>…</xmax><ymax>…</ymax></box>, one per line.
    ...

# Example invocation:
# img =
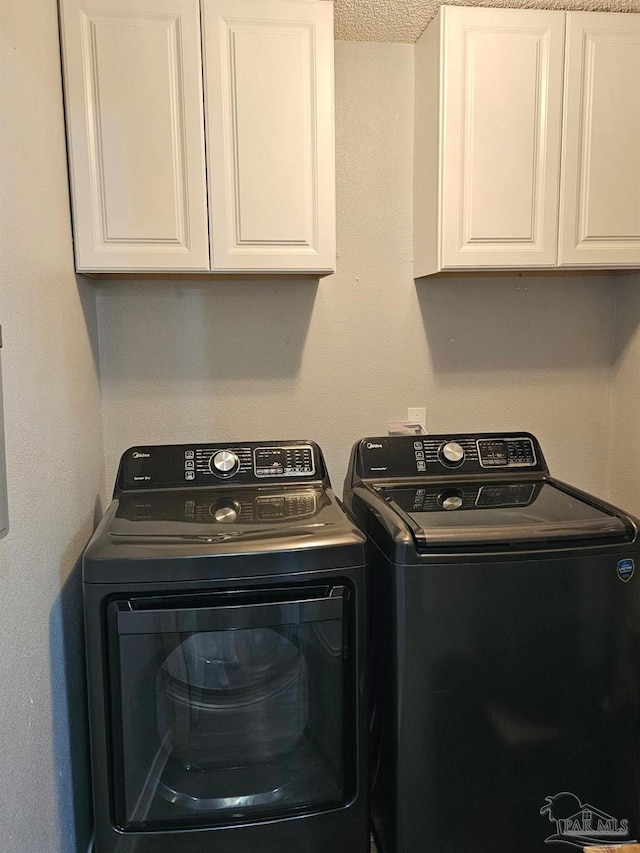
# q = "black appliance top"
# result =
<box><xmin>378</xmin><ymin>481</ymin><xmax>629</xmax><ymax>547</ymax></box>
<box><xmin>84</xmin><ymin>441</ymin><xmax>366</xmax><ymax>583</ymax></box>
<box><xmin>110</xmin><ymin>484</ymin><xmax>331</xmax><ymax>539</ymax></box>
<box><xmin>344</xmin><ymin>433</ymin><xmax>638</xmax><ymax>556</ymax></box>
<box><xmin>114</xmin><ymin>440</ymin><xmax>328</xmax><ymax>495</ymax></box>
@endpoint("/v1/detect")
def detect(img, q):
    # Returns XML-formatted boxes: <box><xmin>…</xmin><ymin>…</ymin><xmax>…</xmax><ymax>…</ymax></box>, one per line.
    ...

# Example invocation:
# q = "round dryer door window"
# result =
<box><xmin>106</xmin><ymin>586</ymin><xmax>353</xmax><ymax>831</ymax></box>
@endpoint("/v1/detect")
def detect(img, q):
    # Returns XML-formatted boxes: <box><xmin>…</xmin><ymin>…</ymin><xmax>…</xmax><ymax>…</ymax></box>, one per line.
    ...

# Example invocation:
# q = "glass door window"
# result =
<box><xmin>106</xmin><ymin>585</ymin><xmax>353</xmax><ymax>831</ymax></box>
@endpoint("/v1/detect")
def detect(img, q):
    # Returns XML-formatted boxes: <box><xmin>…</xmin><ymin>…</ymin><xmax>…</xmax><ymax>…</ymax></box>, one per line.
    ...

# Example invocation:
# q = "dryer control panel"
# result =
<box><xmin>115</xmin><ymin>441</ymin><xmax>325</xmax><ymax>493</ymax></box>
<box><xmin>355</xmin><ymin>432</ymin><xmax>547</xmax><ymax>480</ymax></box>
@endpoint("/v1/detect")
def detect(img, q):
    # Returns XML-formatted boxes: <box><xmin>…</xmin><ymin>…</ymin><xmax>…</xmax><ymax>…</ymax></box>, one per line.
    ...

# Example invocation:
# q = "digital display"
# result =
<box><xmin>254</xmin><ymin>445</ymin><xmax>315</xmax><ymax>478</ymax></box>
<box><xmin>475</xmin><ymin>484</ymin><xmax>536</xmax><ymax>507</ymax></box>
<box><xmin>477</xmin><ymin>440</ymin><xmax>508</xmax><ymax>467</ymax></box>
<box><xmin>478</xmin><ymin>438</ymin><xmax>536</xmax><ymax>468</ymax></box>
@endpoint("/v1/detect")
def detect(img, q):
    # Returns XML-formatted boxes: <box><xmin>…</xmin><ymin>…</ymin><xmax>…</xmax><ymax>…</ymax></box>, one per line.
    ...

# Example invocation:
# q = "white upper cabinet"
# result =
<box><xmin>203</xmin><ymin>0</ymin><xmax>335</xmax><ymax>272</ymax></box>
<box><xmin>59</xmin><ymin>0</ymin><xmax>210</xmax><ymax>272</ymax></box>
<box><xmin>560</xmin><ymin>12</ymin><xmax>640</xmax><ymax>268</ymax></box>
<box><xmin>415</xmin><ymin>6</ymin><xmax>640</xmax><ymax>276</ymax></box>
<box><xmin>415</xmin><ymin>6</ymin><xmax>565</xmax><ymax>276</ymax></box>
<box><xmin>59</xmin><ymin>0</ymin><xmax>335</xmax><ymax>274</ymax></box>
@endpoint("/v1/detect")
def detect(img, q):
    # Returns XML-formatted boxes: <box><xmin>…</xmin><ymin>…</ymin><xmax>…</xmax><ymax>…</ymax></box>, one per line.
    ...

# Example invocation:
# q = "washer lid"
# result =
<box><xmin>377</xmin><ymin>481</ymin><xmax>633</xmax><ymax>549</ymax></box>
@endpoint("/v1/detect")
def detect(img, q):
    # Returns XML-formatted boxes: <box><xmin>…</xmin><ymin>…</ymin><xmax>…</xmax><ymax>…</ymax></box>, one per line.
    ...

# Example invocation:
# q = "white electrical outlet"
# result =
<box><xmin>407</xmin><ymin>407</ymin><xmax>427</xmax><ymax>432</ymax></box>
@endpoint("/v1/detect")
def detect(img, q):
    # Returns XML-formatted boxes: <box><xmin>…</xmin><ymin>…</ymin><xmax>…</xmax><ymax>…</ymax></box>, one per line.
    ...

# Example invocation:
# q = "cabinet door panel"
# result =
<box><xmin>203</xmin><ymin>0</ymin><xmax>335</xmax><ymax>272</ymax></box>
<box><xmin>441</xmin><ymin>7</ymin><xmax>565</xmax><ymax>269</ymax></box>
<box><xmin>60</xmin><ymin>0</ymin><xmax>210</xmax><ymax>271</ymax></box>
<box><xmin>232</xmin><ymin>27</ymin><xmax>309</xmax><ymax>242</ymax></box>
<box><xmin>560</xmin><ymin>12</ymin><xmax>640</xmax><ymax>267</ymax></box>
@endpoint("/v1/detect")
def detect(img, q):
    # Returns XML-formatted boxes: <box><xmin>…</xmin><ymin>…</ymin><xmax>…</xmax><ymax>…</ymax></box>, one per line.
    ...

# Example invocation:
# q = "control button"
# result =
<box><xmin>185</xmin><ymin>471</ymin><xmax>195</xmax><ymax>481</ymax></box>
<box><xmin>414</xmin><ymin>441</ymin><xmax>423</xmax><ymax>450</ymax></box>
<box><xmin>438</xmin><ymin>441</ymin><xmax>465</xmax><ymax>468</ymax></box>
<box><xmin>437</xmin><ymin>489</ymin><xmax>464</xmax><ymax>511</ymax></box>
<box><xmin>506</xmin><ymin>439</ymin><xmax>535</xmax><ymax>466</ymax></box>
<box><xmin>185</xmin><ymin>459</ymin><xmax>195</xmax><ymax>470</ymax></box>
<box><xmin>415</xmin><ymin>450</ymin><xmax>424</xmax><ymax>460</ymax></box>
<box><xmin>210</xmin><ymin>450</ymin><xmax>240</xmax><ymax>478</ymax></box>
<box><xmin>185</xmin><ymin>450</ymin><xmax>194</xmax><ymax>460</ymax></box>
<box><xmin>416</xmin><ymin>461</ymin><xmax>426</xmax><ymax>472</ymax></box>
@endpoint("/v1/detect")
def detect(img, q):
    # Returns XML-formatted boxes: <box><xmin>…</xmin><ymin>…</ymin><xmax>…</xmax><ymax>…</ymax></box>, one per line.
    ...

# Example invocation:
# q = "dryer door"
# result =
<box><xmin>106</xmin><ymin>585</ymin><xmax>353</xmax><ymax>832</ymax></box>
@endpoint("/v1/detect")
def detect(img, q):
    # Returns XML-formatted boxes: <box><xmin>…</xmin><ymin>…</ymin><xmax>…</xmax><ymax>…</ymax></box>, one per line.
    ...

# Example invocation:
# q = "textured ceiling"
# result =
<box><xmin>333</xmin><ymin>0</ymin><xmax>640</xmax><ymax>42</ymax></box>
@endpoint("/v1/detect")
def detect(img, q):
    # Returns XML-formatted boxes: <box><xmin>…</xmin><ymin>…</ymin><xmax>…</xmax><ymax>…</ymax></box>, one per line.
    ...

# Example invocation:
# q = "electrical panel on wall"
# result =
<box><xmin>0</xmin><ymin>328</ymin><xmax>7</xmax><ymax>539</ymax></box>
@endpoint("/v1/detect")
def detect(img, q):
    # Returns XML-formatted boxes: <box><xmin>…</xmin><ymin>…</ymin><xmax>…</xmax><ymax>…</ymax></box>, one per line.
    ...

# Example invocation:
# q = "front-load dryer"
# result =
<box><xmin>83</xmin><ymin>440</ymin><xmax>368</xmax><ymax>853</ymax></box>
<box><xmin>343</xmin><ymin>432</ymin><xmax>640</xmax><ymax>853</ymax></box>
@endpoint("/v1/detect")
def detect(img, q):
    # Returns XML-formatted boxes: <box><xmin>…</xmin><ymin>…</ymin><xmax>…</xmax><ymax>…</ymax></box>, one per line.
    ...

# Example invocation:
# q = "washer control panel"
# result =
<box><xmin>117</xmin><ymin>441</ymin><xmax>322</xmax><ymax>492</ymax></box>
<box><xmin>356</xmin><ymin>433</ymin><xmax>545</xmax><ymax>479</ymax></box>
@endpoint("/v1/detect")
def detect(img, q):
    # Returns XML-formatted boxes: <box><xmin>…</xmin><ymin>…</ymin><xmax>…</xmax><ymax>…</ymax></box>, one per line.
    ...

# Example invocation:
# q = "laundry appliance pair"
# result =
<box><xmin>83</xmin><ymin>432</ymin><xmax>640</xmax><ymax>853</ymax></box>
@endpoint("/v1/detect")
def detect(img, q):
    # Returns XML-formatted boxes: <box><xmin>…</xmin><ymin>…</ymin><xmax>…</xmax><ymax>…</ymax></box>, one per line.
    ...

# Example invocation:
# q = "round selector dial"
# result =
<box><xmin>438</xmin><ymin>441</ymin><xmax>465</xmax><ymax>468</ymax></box>
<box><xmin>437</xmin><ymin>488</ymin><xmax>464</xmax><ymax>511</ymax></box>
<box><xmin>209</xmin><ymin>450</ymin><xmax>240</xmax><ymax>478</ymax></box>
<box><xmin>211</xmin><ymin>499</ymin><xmax>241</xmax><ymax>523</ymax></box>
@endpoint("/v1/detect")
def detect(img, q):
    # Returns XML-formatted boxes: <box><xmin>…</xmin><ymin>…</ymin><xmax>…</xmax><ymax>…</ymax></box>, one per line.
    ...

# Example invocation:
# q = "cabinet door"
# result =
<box><xmin>203</xmin><ymin>0</ymin><xmax>335</xmax><ymax>273</ymax></box>
<box><xmin>60</xmin><ymin>0</ymin><xmax>210</xmax><ymax>271</ymax></box>
<box><xmin>560</xmin><ymin>13</ymin><xmax>640</xmax><ymax>267</ymax></box>
<box><xmin>440</xmin><ymin>7</ymin><xmax>565</xmax><ymax>270</ymax></box>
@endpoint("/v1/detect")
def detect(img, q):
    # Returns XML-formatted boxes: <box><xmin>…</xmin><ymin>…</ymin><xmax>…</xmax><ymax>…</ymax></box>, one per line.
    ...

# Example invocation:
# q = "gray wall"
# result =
<box><xmin>0</xmin><ymin>2</ymin><xmax>104</xmax><ymax>851</ymax></box>
<box><xmin>97</xmin><ymin>42</ymin><xmax>618</xmax><ymax>497</ymax></box>
<box><xmin>610</xmin><ymin>274</ymin><xmax>640</xmax><ymax>514</ymax></box>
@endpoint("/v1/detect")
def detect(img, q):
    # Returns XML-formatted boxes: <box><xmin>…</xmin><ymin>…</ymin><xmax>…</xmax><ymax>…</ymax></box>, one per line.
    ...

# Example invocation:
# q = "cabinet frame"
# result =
<box><xmin>59</xmin><ymin>0</ymin><xmax>336</xmax><ymax>275</ymax></box>
<box><xmin>415</xmin><ymin>6</ymin><xmax>640</xmax><ymax>276</ymax></box>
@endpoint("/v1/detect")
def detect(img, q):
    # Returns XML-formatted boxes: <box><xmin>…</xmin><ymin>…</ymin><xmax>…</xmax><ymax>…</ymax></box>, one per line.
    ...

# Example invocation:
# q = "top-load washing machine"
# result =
<box><xmin>83</xmin><ymin>439</ymin><xmax>368</xmax><ymax>853</ymax></box>
<box><xmin>343</xmin><ymin>432</ymin><xmax>640</xmax><ymax>853</ymax></box>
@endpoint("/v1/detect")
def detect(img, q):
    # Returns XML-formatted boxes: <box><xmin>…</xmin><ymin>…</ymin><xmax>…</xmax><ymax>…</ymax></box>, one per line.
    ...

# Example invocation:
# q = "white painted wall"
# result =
<box><xmin>97</xmin><ymin>42</ymin><xmax>617</xmax><ymax>497</ymax></box>
<box><xmin>0</xmin><ymin>2</ymin><xmax>104</xmax><ymax>852</ymax></box>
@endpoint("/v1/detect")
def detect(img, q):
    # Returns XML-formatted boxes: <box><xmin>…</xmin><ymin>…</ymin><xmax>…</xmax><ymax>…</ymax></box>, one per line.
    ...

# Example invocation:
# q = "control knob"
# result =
<box><xmin>210</xmin><ymin>450</ymin><xmax>240</xmax><ymax>478</ymax></box>
<box><xmin>437</xmin><ymin>489</ymin><xmax>464</xmax><ymax>511</ymax></box>
<box><xmin>438</xmin><ymin>441</ymin><xmax>465</xmax><ymax>468</ymax></box>
<box><xmin>211</xmin><ymin>499</ymin><xmax>241</xmax><ymax>523</ymax></box>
